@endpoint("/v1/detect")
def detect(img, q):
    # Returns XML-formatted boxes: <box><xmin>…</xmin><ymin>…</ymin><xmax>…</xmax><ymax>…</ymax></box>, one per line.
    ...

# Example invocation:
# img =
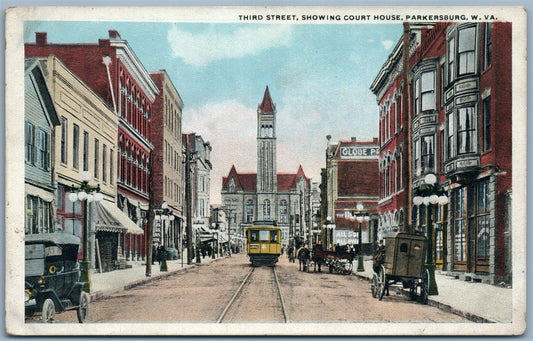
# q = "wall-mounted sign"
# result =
<box><xmin>339</xmin><ymin>146</ymin><xmax>379</xmax><ymax>159</ymax></box>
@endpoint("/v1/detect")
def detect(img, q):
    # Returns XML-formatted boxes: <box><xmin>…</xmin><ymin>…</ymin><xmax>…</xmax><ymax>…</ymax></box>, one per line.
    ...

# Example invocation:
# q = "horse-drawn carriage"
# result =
<box><xmin>296</xmin><ymin>243</ymin><xmax>354</xmax><ymax>275</ymax></box>
<box><xmin>371</xmin><ymin>232</ymin><xmax>429</xmax><ymax>304</ymax></box>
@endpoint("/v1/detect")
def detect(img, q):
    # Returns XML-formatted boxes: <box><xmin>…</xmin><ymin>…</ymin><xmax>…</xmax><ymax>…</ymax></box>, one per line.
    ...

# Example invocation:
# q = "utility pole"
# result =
<box><xmin>146</xmin><ymin>152</ymin><xmax>154</xmax><ymax>277</ymax></box>
<box><xmin>184</xmin><ymin>149</ymin><xmax>194</xmax><ymax>265</ymax></box>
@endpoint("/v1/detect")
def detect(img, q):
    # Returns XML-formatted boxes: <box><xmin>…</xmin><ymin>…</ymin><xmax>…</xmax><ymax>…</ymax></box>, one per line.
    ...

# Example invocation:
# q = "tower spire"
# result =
<box><xmin>258</xmin><ymin>85</ymin><xmax>276</xmax><ymax>114</ymax></box>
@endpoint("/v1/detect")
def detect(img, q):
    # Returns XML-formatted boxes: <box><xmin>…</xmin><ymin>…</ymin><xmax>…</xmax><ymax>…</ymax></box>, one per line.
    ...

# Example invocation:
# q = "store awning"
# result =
<box><xmin>94</xmin><ymin>201</ymin><xmax>144</xmax><ymax>234</ymax></box>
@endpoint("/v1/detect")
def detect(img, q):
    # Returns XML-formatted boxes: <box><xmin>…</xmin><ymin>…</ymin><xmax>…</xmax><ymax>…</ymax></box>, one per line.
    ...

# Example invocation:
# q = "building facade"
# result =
<box><xmin>33</xmin><ymin>55</ymin><xmax>142</xmax><ymax>272</ymax></box>
<box><xmin>26</xmin><ymin>30</ymin><xmax>159</xmax><ymax>264</ymax></box>
<box><xmin>221</xmin><ymin>87</ymin><xmax>311</xmax><ymax>248</ymax></box>
<box><xmin>24</xmin><ymin>59</ymin><xmax>60</xmax><ymax>236</ymax></box>
<box><xmin>150</xmin><ymin>70</ymin><xmax>184</xmax><ymax>251</ymax></box>
<box><xmin>371</xmin><ymin>22</ymin><xmax>512</xmax><ymax>285</ymax></box>
<box><xmin>322</xmin><ymin>137</ymin><xmax>379</xmax><ymax>251</ymax></box>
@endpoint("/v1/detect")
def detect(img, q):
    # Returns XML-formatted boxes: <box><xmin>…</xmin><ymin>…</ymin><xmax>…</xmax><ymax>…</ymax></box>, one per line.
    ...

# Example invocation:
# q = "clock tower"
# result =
<box><xmin>256</xmin><ymin>86</ymin><xmax>277</xmax><ymax>194</ymax></box>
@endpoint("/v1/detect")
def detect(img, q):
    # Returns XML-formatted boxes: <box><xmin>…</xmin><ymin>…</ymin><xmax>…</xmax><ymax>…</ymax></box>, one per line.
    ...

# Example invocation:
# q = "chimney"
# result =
<box><xmin>108</xmin><ymin>30</ymin><xmax>121</xmax><ymax>39</ymax></box>
<box><xmin>98</xmin><ymin>39</ymin><xmax>111</xmax><ymax>48</ymax></box>
<box><xmin>351</xmin><ymin>137</ymin><xmax>357</xmax><ymax>142</ymax></box>
<box><xmin>36</xmin><ymin>32</ymin><xmax>47</xmax><ymax>45</ymax></box>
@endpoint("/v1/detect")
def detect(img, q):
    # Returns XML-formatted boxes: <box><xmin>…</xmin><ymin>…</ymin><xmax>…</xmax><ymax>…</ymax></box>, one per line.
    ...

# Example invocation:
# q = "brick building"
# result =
<box><xmin>371</xmin><ymin>22</ymin><xmax>512</xmax><ymax>285</ymax></box>
<box><xmin>150</xmin><ymin>70</ymin><xmax>184</xmax><ymax>252</ymax></box>
<box><xmin>322</xmin><ymin>137</ymin><xmax>379</xmax><ymax>251</ymax></box>
<box><xmin>26</xmin><ymin>30</ymin><xmax>159</xmax><ymax>264</ymax></box>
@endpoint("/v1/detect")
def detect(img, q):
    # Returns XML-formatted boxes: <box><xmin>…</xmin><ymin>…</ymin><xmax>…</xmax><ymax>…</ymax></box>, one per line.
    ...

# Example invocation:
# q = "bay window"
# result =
<box><xmin>457</xmin><ymin>106</ymin><xmax>476</xmax><ymax>154</ymax></box>
<box><xmin>458</xmin><ymin>26</ymin><xmax>476</xmax><ymax>75</ymax></box>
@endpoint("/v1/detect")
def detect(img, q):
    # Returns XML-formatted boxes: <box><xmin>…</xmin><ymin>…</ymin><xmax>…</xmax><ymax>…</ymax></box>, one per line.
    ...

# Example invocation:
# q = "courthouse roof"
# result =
<box><xmin>222</xmin><ymin>165</ymin><xmax>309</xmax><ymax>192</ymax></box>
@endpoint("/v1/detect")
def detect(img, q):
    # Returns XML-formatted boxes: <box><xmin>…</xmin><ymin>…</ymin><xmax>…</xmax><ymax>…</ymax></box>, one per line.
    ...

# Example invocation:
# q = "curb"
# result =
<box><xmin>89</xmin><ymin>257</ymin><xmax>226</xmax><ymax>302</ymax></box>
<box><xmin>351</xmin><ymin>272</ymin><xmax>496</xmax><ymax>323</ymax></box>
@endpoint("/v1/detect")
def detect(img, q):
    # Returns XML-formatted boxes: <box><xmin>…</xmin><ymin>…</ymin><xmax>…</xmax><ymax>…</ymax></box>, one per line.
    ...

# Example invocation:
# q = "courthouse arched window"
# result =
<box><xmin>245</xmin><ymin>200</ymin><xmax>254</xmax><ymax>223</ymax></box>
<box><xmin>279</xmin><ymin>200</ymin><xmax>287</xmax><ymax>224</ymax></box>
<box><xmin>263</xmin><ymin>199</ymin><xmax>271</xmax><ymax>219</ymax></box>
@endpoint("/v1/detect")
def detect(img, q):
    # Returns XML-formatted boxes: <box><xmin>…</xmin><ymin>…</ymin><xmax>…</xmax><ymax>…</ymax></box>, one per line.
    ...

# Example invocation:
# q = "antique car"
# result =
<box><xmin>25</xmin><ymin>232</ymin><xmax>90</xmax><ymax>323</ymax></box>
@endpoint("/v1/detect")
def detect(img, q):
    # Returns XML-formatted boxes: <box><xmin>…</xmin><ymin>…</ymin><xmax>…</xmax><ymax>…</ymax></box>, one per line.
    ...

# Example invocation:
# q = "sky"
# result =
<box><xmin>24</xmin><ymin>20</ymin><xmax>402</xmax><ymax>204</ymax></box>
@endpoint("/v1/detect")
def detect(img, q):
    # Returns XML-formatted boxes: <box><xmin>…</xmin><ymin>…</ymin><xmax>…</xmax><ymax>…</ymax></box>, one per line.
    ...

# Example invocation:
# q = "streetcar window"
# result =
<box><xmin>400</xmin><ymin>243</ymin><xmax>408</xmax><ymax>252</ymax></box>
<box><xmin>259</xmin><ymin>230</ymin><xmax>269</xmax><ymax>241</ymax></box>
<box><xmin>250</xmin><ymin>230</ymin><xmax>259</xmax><ymax>242</ymax></box>
<box><xmin>270</xmin><ymin>231</ymin><xmax>278</xmax><ymax>243</ymax></box>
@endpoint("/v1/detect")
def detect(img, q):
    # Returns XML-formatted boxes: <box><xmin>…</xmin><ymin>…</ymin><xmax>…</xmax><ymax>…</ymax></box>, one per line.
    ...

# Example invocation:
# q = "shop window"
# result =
<box><xmin>454</xmin><ymin>187</ymin><xmax>467</xmax><ymax>261</ymax></box>
<box><xmin>476</xmin><ymin>181</ymin><xmax>490</xmax><ymax>258</ymax></box>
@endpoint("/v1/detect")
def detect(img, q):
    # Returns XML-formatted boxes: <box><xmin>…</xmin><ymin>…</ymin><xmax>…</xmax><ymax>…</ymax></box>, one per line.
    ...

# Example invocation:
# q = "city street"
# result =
<box><xmin>51</xmin><ymin>254</ymin><xmax>468</xmax><ymax>323</ymax></box>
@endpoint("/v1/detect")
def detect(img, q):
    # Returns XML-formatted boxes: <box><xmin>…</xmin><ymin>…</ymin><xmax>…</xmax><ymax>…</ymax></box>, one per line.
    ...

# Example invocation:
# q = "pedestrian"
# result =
<box><xmin>152</xmin><ymin>245</ymin><xmax>157</xmax><ymax>265</ymax></box>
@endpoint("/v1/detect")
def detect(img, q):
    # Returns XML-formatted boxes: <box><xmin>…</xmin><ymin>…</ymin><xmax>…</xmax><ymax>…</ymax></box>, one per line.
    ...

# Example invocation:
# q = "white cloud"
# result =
<box><xmin>381</xmin><ymin>40</ymin><xmax>394</xmax><ymax>50</ymax></box>
<box><xmin>167</xmin><ymin>25</ymin><xmax>294</xmax><ymax>66</ymax></box>
<box><xmin>183</xmin><ymin>100</ymin><xmax>257</xmax><ymax>203</ymax></box>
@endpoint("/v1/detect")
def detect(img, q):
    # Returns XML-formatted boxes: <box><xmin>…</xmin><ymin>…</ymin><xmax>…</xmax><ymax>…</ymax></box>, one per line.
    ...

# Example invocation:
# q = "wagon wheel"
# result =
<box><xmin>418</xmin><ymin>269</ymin><xmax>429</xmax><ymax>304</ymax></box>
<box><xmin>409</xmin><ymin>281</ymin><xmax>417</xmax><ymax>301</ymax></box>
<box><xmin>377</xmin><ymin>265</ymin><xmax>387</xmax><ymax>301</ymax></box>
<box><xmin>371</xmin><ymin>272</ymin><xmax>378</xmax><ymax>298</ymax></box>
<box><xmin>77</xmin><ymin>291</ymin><xmax>90</xmax><ymax>323</ymax></box>
<box><xmin>41</xmin><ymin>298</ymin><xmax>55</xmax><ymax>323</ymax></box>
<box><xmin>342</xmin><ymin>260</ymin><xmax>353</xmax><ymax>275</ymax></box>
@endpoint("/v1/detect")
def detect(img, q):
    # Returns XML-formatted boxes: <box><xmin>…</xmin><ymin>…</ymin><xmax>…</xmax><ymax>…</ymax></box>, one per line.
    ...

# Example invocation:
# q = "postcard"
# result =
<box><xmin>5</xmin><ymin>5</ymin><xmax>527</xmax><ymax>336</ymax></box>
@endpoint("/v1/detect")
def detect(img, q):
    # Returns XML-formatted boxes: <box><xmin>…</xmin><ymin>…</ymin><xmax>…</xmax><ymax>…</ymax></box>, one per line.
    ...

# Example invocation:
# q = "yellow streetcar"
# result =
<box><xmin>246</xmin><ymin>221</ymin><xmax>281</xmax><ymax>267</ymax></box>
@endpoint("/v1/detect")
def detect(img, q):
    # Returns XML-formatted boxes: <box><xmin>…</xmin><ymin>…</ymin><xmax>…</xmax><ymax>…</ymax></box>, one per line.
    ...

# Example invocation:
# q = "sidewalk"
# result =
<box><xmin>89</xmin><ymin>253</ymin><xmax>221</xmax><ymax>301</ymax></box>
<box><xmin>352</xmin><ymin>257</ymin><xmax>512</xmax><ymax>323</ymax></box>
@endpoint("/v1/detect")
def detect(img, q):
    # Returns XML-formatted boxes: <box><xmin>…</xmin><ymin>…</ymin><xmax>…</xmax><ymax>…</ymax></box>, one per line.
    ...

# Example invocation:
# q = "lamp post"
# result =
<box><xmin>68</xmin><ymin>170</ymin><xmax>103</xmax><ymax>293</ymax></box>
<box><xmin>223</xmin><ymin>200</ymin><xmax>237</xmax><ymax>255</ymax></box>
<box><xmin>413</xmin><ymin>173</ymin><xmax>449</xmax><ymax>296</ymax></box>
<box><xmin>352</xmin><ymin>202</ymin><xmax>370</xmax><ymax>272</ymax></box>
<box><xmin>324</xmin><ymin>215</ymin><xmax>335</xmax><ymax>249</ymax></box>
<box><xmin>154</xmin><ymin>201</ymin><xmax>174</xmax><ymax>272</ymax></box>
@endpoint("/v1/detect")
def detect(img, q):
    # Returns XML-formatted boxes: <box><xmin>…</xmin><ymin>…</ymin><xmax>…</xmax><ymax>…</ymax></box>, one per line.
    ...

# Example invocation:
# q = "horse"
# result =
<box><xmin>296</xmin><ymin>246</ymin><xmax>311</xmax><ymax>271</ymax></box>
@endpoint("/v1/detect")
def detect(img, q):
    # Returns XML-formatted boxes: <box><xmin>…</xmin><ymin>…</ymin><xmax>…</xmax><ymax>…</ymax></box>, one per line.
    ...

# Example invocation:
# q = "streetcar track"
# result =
<box><xmin>216</xmin><ymin>266</ymin><xmax>288</xmax><ymax>323</ymax></box>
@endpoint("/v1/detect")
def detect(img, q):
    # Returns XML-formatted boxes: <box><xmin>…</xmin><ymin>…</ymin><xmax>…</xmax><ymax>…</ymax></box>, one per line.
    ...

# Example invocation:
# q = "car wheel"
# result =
<box><xmin>41</xmin><ymin>298</ymin><xmax>55</xmax><ymax>323</ymax></box>
<box><xmin>77</xmin><ymin>291</ymin><xmax>90</xmax><ymax>323</ymax></box>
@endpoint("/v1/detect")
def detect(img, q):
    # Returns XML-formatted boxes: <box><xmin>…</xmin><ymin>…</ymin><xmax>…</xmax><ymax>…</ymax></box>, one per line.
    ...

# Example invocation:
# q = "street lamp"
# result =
<box><xmin>323</xmin><ymin>215</ymin><xmax>335</xmax><ymax>249</ymax></box>
<box><xmin>154</xmin><ymin>201</ymin><xmax>174</xmax><ymax>272</ymax></box>
<box><xmin>413</xmin><ymin>173</ymin><xmax>449</xmax><ymax>296</ymax></box>
<box><xmin>352</xmin><ymin>202</ymin><xmax>370</xmax><ymax>272</ymax></box>
<box><xmin>68</xmin><ymin>170</ymin><xmax>103</xmax><ymax>293</ymax></box>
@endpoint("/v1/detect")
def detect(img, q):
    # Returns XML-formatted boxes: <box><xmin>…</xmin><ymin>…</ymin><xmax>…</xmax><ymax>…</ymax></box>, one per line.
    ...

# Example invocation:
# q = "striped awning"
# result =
<box><xmin>94</xmin><ymin>201</ymin><xmax>144</xmax><ymax>234</ymax></box>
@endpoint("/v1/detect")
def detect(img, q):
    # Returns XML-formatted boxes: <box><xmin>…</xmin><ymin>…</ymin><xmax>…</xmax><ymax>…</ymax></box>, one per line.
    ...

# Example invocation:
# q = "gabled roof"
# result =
<box><xmin>222</xmin><ymin>165</ymin><xmax>257</xmax><ymax>192</ymax></box>
<box><xmin>222</xmin><ymin>165</ymin><xmax>310</xmax><ymax>192</ymax></box>
<box><xmin>258</xmin><ymin>86</ymin><xmax>276</xmax><ymax>114</ymax></box>
<box><xmin>25</xmin><ymin>58</ymin><xmax>60</xmax><ymax>127</ymax></box>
